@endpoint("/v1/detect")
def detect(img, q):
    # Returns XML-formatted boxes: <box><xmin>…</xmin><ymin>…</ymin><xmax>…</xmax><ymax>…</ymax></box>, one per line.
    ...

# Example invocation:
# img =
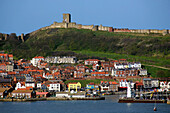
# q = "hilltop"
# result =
<box><xmin>0</xmin><ymin>28</ymin><xmax>170</xmax><ymax>77</ymax></box>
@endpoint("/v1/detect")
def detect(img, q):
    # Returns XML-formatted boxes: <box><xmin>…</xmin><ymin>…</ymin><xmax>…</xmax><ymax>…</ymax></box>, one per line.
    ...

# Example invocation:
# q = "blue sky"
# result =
<box><xmin>1</xmin><ymin>0</ymin><xmax>170</xmax><ymax>35</ymax></box>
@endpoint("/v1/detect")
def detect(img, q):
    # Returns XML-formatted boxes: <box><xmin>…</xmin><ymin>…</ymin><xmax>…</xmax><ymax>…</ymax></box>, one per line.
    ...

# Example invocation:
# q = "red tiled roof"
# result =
<box><xmin>8</xmin><ymin>72</ymin><xmax>16</xmax><ymax>75</ymax></box>
<box><xmin>8</xmin><ymin>54</ymin><xmax>13</xmax><ymax>57</ymax></box>
<box><xmin>109</xmin><ymin>81</ymin><xmax>118</xmax><ymax>84</ymax></box>
<box><xmin>85</xmin><ymin>59</ymin><xmax>99</xmax><ymax>61</ymax></box>
<box><xmin>34</xmin><ymin>56</ymin><xmax>44</xmax><ymax>59</ymax></box>
<box><xmin>36</xmin><ymin>92</ymin><xmax>49</xmax><ymax>95</ymax></box>
<box><xmin>0</xmin><ymin>63</ymin><xmax>6</xmax><ymax>66</ymax></box>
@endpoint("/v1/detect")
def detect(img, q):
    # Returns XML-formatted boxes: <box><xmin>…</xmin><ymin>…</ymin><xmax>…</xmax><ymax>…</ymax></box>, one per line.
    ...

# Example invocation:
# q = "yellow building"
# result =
<box><xmin>68</xmin><ymin>82</ymin><xmax>81</xmax><ymax>92</ymax></box>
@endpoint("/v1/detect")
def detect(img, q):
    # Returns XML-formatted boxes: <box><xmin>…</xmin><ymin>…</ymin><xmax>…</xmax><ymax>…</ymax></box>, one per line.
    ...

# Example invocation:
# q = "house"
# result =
<box><xmin>84</xmin><ymin>59</ymin><xmax>100</xmax><ymax>65</ymax></box>
<box><xmin>0</xmin><ymin>53</ymin><xmax>13</xmax><ymax>61</ymax></box>
<box><xmin>143</xmin><ymin>78</ymin><xmax>152</xmax><ymax>89</ymax></box>
<box><xmin>36</xmin><ymin>92</ymin><xmax>50</xmax><ymax>98</ymax></box>
<box><xmin>68</xmin><ymin>82</ymin><xmax>81</xmax><ymax>92</ymax></box>
<box><xmin>48</xmin><ymin>81</ymin><xmax>60</xmax><ymax>92</ymax></box>
<box><xmin>100</xmin><ymin>81</ymin><xmax>118</xmax><ymax>92</ymax></box>
<box><xmin>139</xmin><ymin>69</ymin><xmax>147</xmax><ymax>76</ymax></box>
<box><xmin>36</xmin><ymin>82</ymin><xmax>42</xmax><ymax>89</ymax></box>
<box><xmin>86</xmin><ymin>83</ymin><xmax>99</xmax><ymax>96</ymax></box>
<box><xmin>134</xmin><ymin>62</ymin><xmax>141</xmax><ymax>69</ymax></box>
<box><xmin>0</xmin><ymin>88</ymin><xmax>10</xmax><ymax>98</ymax></box>
<box><xmin>57</xmin><ymin>56</ymin><xmax>77</xmax><ymax>64</ymax></box>
<box><xmin>0</xmin><ymin>77</ymin><xmax>11</xmax><ymax>88</ymax></box>
<box><xmin>135</xmin><ymin>81</ymin><xmax>144</xmax><ymax>91</ymax></box>
<box><xmin>109</xmin><ymin>81</ymin><xmax>119</xmax><ymax>92</ymax></box>
<box><xmin>119</xmin><ymin>79</ymin><xmax>129</xmax><ymax>91</ymax></box>
<box><xmin>100</xmin><ymin>81</ymin><xmax>110</xmax><ymax>92</ymax></box>
<box><xmin>151</xmin><ymin>79</ymin><xmax>159</xmax><ymax>88</ymax></box>
<box><xmin>15</xmin><ymin>82</ymin><xmax>26</xmax><ymax>90</ymax></box>
<box><xmin>0</xmin><ymin>63</ymin><xmax>6</xmax><ymax>71</ymax></box>
<box><xmin>30</xmin><ymin>56</ymin><xmax>44</xmax><ymax>67</ymax></box>
<box><xmin>111</xmin><ymin>69</ymin><xmax>138</xmax><ymax>77</ymax></box>
<box><xmin>91</xmin><ymin>71</ymin><xmax>109</xmax><ymax>76</ymax></box>
<box><xmin>12</xmin><ymin>90</ymin><xmax>35</xmax><ymax>98</ymax></box>
<box><xmin>160</xmin><ymin>81</ymin><xmax>170</xmax><ymax>91</ymax></box>
<box><xmin>45</xmin><ymin>56</ymin><xmax>58</xmax><ymax>63</ymax></box>
<box><xmin>25</xmin><ymin>81</ymin><xmax>35</xmax><ymax>88</ymax></box>
<box><xmin>92</xmin><ymin>64</ymin><xmax>99</xmax><ymax>70</ymax></box>
<box><xmin>103</xmin><ymin>65</ymin><xmax>114</xmax><ymax>72</ymax></box>
<box><xmin>43</xmin><ymin>72</ymin><xmax>53</xmax><ymax>79</ymax></box>
<box><xmin>74</xmin><ymin>70</ymin><xmax>84</xmax><ymax>78</ymax></box>
<box><xmin>53</xmin><ymin>72</ymin><xmax>62</xmax><ymax>80</ymax></box>
<box><xmin>6</xmin><ymin>64</ymin><xmax>13</xmax><ymax>72</ymax></box>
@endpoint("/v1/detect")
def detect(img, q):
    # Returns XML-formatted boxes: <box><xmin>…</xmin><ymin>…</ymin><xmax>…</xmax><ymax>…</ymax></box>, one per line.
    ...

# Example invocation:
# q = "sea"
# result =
<box><xmin>0</xmin><ymin>95</ymin><xmax>170</xmax><ymax>113</ymax></box>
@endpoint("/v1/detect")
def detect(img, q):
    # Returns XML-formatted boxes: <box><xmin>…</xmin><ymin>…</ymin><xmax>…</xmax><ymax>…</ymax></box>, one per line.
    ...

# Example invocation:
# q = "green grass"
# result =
<box><xmin>74</xmin><ymin>50</ymin><xmax>170</xmax><ymax>67</ymax></box>
<box><xmin>143</xmin><ymin>65</ymin><xmax>170</xmax><ymax>78</ymax></box>
<box><xmin>64</xmin><ymin>79</ymin><xmax>116</xmax><ymax>87</ymax></box>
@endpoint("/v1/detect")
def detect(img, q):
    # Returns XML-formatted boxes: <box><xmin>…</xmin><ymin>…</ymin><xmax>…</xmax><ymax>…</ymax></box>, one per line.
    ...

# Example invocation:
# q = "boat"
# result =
<box><xmin>153</xmin><ymin>107</ymin><xmax>157</xmax><ymax>111</ymax></box>
<box><xmin>118</xmin><ymin>98</ymin><xmax>165</xmax><ymax>103</ymax></box>
<box><xmin>167</xmin><ymin>97</ymin><xmax>170</xmax><ymax>104</ymax></box>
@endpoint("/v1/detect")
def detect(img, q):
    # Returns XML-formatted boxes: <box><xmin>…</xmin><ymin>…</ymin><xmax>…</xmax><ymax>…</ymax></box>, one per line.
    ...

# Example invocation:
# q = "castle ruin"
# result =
<box><xmin>39</xmin><ymin>13</ymin><xmax>169</xmax><ymax>36</ymax></box>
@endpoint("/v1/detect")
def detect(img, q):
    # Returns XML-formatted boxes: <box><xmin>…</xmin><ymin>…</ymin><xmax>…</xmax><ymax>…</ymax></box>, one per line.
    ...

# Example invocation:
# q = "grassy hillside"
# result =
<box><xmin>0</xmin><ymin>28</ymin><xmax>169</xmax><ymax>77</ymax></box>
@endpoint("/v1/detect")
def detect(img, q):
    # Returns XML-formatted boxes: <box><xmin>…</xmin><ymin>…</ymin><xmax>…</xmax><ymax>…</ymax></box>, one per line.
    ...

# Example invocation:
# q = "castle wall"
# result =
<box><xmin>75</xmin><ymin>24</ymin><xmax>82</xmax><ymax>29</ymax></box>
<box><xmin>81</xmin><ymin>25</ymin><xmax>94</xmax><ymax>30</ymax></box>
<box><xmin>114</xmin><ymin>28</ymin><xmax>130</xmax><ymax>33</ymax></box>
<box><xmin>92</xmin><ymin>25</ymin><xmax>99</xmax><ymax>31</ymax></box>
<box><xmin>68</xmin><ymin>22</ymin><xmax>77</xmax><ymax>28</ymax></box>
<box><xmin>52</xmin><ymin>22</ymin><xmax>68</xmax><ymax>28</ymax></box>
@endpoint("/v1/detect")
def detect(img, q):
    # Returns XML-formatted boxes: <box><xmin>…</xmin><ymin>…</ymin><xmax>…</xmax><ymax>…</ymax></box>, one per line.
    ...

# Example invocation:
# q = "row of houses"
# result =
<box><xmin>31</xmin><ymin>56</ymin><xmax>77</xmax><ymax>67</ymax></box>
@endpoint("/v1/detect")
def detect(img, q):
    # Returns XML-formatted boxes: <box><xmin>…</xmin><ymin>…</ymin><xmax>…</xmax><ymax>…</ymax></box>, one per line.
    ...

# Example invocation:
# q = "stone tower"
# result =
<box><xmin>21</xmin><ymin>33</ymin><xmax>24</xmax><ymax>42</ymax></box>
<box><xmin>63</xmin><ymin>13</ymin><xmax>71</xmax><ymax>23</ymax></box>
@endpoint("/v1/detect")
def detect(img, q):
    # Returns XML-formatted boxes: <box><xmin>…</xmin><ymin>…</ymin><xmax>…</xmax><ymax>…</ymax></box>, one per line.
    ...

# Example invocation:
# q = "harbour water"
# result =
<box><xmin>0</xmin><ymin>95</ymin><xmax>170</xmax><ymax>113</ymax></box>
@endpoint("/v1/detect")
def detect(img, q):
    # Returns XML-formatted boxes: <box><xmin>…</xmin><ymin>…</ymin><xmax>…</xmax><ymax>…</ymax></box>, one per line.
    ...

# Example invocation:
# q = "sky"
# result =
<box><xmin>0</xmin><ymin>0</ymin><xmax>170</xmax><ymax>35</ymax></box>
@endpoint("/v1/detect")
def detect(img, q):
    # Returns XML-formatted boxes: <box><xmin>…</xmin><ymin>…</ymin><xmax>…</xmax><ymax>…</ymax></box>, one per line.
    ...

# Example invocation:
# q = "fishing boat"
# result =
<box><xmin>153</xmin><ymin>106</ymin><xmax>157</xmax><ymax>111</ymax></box>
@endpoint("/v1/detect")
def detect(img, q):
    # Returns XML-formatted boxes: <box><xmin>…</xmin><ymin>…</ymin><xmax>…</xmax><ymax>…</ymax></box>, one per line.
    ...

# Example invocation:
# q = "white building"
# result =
<box><xmin>15</xmin><ymin>82</ymin><xmax>26</xmax><ymax>90</ymax></box>
<box><xmin>119</xmin><ymin>79</ymin><xmax>129</xmax><ymax>88</ymax></box>
<box><xmin>25</xmin><ymin>82</ymin><xmax>35</xmax><ymax>88</ymax></box>
<box><xmin>151</xmin><ymin>79</ymin><xmax>159</xmax><ymax>88</ymax></box>
<box><xmin>134</xmin><ymin>62</ymin><xmax>141</xmax><ymax>69</ymax></box>
<box><xmin>57</xmin><ymin>56</ymin><xmax>77</xmax><ymax>64</ymax></box>
<box><xmin>160</xmin><ymin>81</ymin><xmax>170</xmax><ymax>91</ymax></box>
<box><xmin>45</xmin><ymin>56</ymin><xmax>58</xmax><ymax>63</ymax></box>
<box><xmin>49</xmin><ymin>82</ymin><xmax>60</xmax><ymax>92</ymax></box>
<box><xmin>37</xmin><ymin>82</ymin><xmax>42</xmax><ymax>89</ymax></box>
<box><xmin>30</xmin><ymin>56</ymin><xmax>44</xmax><ymax>67</ymax></box>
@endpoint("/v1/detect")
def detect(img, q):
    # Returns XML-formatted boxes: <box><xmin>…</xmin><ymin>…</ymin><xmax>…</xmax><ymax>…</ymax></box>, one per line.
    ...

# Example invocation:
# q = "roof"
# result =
<box><xmin>36</xmin><ymin>92</ymin><xmax>49</xmax><ymax>95</ymax></box>
<box><xmin>0</xmin><ymin>88</ymin><xmax>10</xmax><ymax>92</ymax></box>
<box><xmin>109</xmin><ymin>81</ymin><xmax>118</xmax><ymax>85</ymax></box>
<box><xmin>85</xmin><ymin>59</ymin><xmax>99</xmax><ymax>61</ymax></box>
<box><xmin>34</xmin><ymin>56</ymin><xmax>44</xmax><ymax>59</ymax></box>
<box><xmin>8</xmin><ymin>54</ymin><xmax>13</xmax><ymax>57</ymax></box>
<box><xmin>12</xmin><ymin>90</ymin><xmax>33</xmax><ymax>93</ymax></box>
